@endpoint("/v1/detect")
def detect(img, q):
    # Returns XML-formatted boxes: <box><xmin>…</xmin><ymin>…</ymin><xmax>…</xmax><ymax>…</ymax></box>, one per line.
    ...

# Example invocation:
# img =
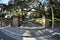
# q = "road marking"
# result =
<box><xmin>0</xmin><ymin>27</ymin><xmax>10</xmax><ymax>29</ymax></box>
<box><xmin>1</xmin><ymin>27</ymin><xmax>59</xmax><ymax>39</ymax></box>
<box><xmin>3</xmin><ymin>29</ymin><xmax>21</xmax><ymax>36</ymax></box>
<box><xmin>0</xmin><ymin>27</ymin><xmax>4</xmax><ymax>29</ymax></box>
<box><xmin>23</xmin><ymin>37</ymin><xmax>36</xmax><ymax>40</ymax></box>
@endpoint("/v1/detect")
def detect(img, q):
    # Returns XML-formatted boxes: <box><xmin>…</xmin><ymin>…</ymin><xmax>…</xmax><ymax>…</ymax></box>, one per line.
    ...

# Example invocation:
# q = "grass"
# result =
<box><xmin>54</xmin><ymin>18</ymin><xmax>60</xmax><ymax>22</ymax></box>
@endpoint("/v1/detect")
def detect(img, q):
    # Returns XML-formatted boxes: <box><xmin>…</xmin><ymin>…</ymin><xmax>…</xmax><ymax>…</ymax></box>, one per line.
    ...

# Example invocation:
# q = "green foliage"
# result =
<box><xmin>54</xmin><ymin>18</ymin><xmax>60</xmax><ymax>22</ymax></box>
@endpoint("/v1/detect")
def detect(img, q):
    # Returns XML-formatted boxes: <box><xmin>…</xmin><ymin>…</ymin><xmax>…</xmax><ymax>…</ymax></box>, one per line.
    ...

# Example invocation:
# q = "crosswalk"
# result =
<box><xmin>0</xmin><ymin>27</ymin><xmax>60</xmax><ymax>40</ymax></box>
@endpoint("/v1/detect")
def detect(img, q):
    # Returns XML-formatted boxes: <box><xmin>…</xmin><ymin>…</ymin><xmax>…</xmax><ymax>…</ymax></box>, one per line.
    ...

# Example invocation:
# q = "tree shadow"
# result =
<box><xmin>0</xmin><ymin>30</ymin><xmax>17</xmax><ymax>40</ymax></box>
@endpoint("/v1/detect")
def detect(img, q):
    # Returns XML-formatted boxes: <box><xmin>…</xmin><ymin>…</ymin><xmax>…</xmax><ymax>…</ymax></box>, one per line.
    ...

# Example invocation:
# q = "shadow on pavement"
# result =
<box><xmin>0</xmin><ymin>30</ymin><xmax>23</xmax><ymax>40</ymax></box>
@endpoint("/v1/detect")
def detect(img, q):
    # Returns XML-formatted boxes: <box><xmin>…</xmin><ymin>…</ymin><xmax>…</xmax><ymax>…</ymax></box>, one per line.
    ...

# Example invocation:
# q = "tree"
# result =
<box><xmin>49</xmin><ymin>0</ymin><xmax>60</xmax><ymax>28</ymax></box>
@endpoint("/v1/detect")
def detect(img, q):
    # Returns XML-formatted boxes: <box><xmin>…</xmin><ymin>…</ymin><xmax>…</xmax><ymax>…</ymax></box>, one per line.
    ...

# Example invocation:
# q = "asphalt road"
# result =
<box><xmin>0</xmin><ymin>27</ymin><xmax>60</xmax><ymax>40</ymax></box>
<box><xmin>0</xmin><ymin>29</ymin><xmax>16</xmax><ymax>40</ymax></box>
<box><xmin>22</xmin><ymin>20</ymin><xmax>42</xmax><ymax>27</ymax></box>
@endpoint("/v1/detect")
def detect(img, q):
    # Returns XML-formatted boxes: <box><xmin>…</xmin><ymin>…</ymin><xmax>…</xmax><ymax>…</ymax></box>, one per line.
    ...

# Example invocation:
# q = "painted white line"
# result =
<box><xmin>3</xmin><ymin>28</ymin><xmax>53</xmax><ymax>37</ymax></box>
<box><xmin>3</xmin><ymin>29</ymin><xmax>21</xmax><ymax>36</ymax></box>
<box><xmin>0</xmin><ymin>27</ymin><xmax>4</xmax><ymax>29</ymax></box>
<box><xmin>0</xmin><ymin>27</ymin><xmax>10</xmax><ymax>29</ymax></box>
<box><xmin>2</xmin><ymin>27</ymin><xmax>59</xmax><ymax>38</ymax></box>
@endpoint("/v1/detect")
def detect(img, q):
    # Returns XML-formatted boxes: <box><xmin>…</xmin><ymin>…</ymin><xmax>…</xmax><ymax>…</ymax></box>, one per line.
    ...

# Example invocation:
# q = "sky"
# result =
<box><xmin>0</xmin><ymin>0</ymin><xmax>10</xmax><ymax>5</ymax></box>
<box><xmin>0</xmin><ymin>0</ymin><xmax>47</xmax><ymax>5</ymax></box>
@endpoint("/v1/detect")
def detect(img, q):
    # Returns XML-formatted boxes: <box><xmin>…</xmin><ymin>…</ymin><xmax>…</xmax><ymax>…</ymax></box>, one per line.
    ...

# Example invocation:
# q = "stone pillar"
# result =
<box><xmin>42</xmin><ymin>16</ymin><xmax>49</xmax><ymax>28</ymax></box>
<box><xmin>45</xmin><ymin>18</ymin><xmax>49</xmax><ymax>27</ymax></box>
<box><xmin>42</xmin><ymin>16</ymin><xmax>45</xmax><ymax>28</ymax></box>
<box><xmin>13</xmin><ymin>16</ymin><xmax>18</xmax><ymax>27</ymax></box>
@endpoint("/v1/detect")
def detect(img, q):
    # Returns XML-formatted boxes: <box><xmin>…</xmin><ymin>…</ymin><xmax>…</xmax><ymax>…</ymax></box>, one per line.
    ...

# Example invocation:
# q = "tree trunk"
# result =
<box><xmin>50</xmin><ymin>5</ymin><xmax>54</xmax><ymax>28</ymax></box>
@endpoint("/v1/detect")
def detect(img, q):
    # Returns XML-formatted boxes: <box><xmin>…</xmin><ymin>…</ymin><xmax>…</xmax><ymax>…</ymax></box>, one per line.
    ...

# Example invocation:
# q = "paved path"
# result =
<box><xmin>0</xmin><ymin>27</ymin><xmax>60</xmax><ymax>40</ymax></box>
<box><xmin>21</xmin><ymin>20</ymin><xmax>42</xmax><ymax>27</ymax></box>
